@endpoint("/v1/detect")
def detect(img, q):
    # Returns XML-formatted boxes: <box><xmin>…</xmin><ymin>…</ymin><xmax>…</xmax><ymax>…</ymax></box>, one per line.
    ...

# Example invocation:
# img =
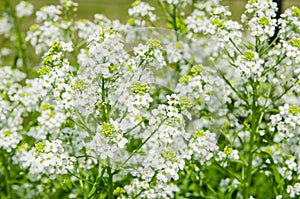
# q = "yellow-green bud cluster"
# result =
<box><xmin>71</xmin><ymin>79</ymin><xmax>89</xmax><ymax>90</ymax></box>
<box><xmin>42</xmin><ymin>55</ymin><xmax>53</xmax><ymax>66</ymax></box>
<box><xmin>109</xmin><ymin>64</ymin><xmax>116</xmax><ymax>73</ymax></box>
<box><xmin>38</xmin><ymin>66</ymin><xmax>52</xmax><ymax>76</ymax></box>
<box><xmin>101</xmin><ymin>122</ymin><xmax>116</xmax><ymax>137</ymax></box>
<box><xmin>130</xmin><ymin>81</ymin><xmax>150</xmax><ymax>95</ymax></box>
<box><xmin>179</xmin><ymin>96</ymin><xmax>192</xmax><ymax>110</ymax></box>
<box><xmin>289</xmin><ymin>105</ymin><xmax>300</xmax><ymax>115</ymax></box>
<box><xmin>3</xmin><ymin>130</ymin><xmax>13</xmax><ymax>137</ymax></box>
<box><xmin>211</xmin><ymin>18</ymin><xmax>225</xmax><ymax>29</ymax></box>
<box><xmin>258</xmin><ymin>17</ymin><xmax>270</xmax><ymax>27</ymax></box>
<box><xmin>162</xmin><ymin>149</ymin><xmax>178</xmax><ymax>163</ymax></box>
<box><xmin>49</xmin><ymin>41</ymin><xmax>62</xmax><ymax>54</ymax></box>
<box><xmin>224</xmin><ymin>146</ymin><xmax>233</xmax><ymax>155</ymax></box>
<box><xmin>114</xmin><ymin>187</ymin><xmax>125</xmax><ymax>196</ymax></box>
<box><xmin>179</xmin><ymin>75</ymin><xmax>192</xmax><ymax>85</ymax></box>
<box><xmin>191</xmin><ymin>65</ymin><xmax>203</xmax><ymax>76</ymax></box>
<box><xmin>39</xmin><ymin>103</ymin><xmax>53</xmax><ymax>112</ymax></box>
<box><xmin>243</xmin><ymin>50</ymin><xmax>255</xmax><ymax>61</ymax></box>
<box><xmin>292</xmin><ymin>7</ymin><xmax>300</xmax><ymax>18</ymax></box>
<box><xmin>147</xmin><ymin>39</ymin><xmax>162</xmax><ymax>49</ymax></box>
<box><xmin>291</xmin><ymin>38</ymin><xmax>300</xmax><ymax>49</ymax></box>
<box><xmin>193</xmin><ymin>130</ymin><xmax>206</xmax><ymax>139</ymax></box>
<box><xmin>35</xmin><ymin>141</ymin><xmax>46</xmax><ymax>155</ymax></box>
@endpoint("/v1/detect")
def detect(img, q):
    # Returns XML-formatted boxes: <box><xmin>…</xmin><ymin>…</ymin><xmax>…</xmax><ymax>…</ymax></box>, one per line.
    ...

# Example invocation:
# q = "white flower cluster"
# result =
<box><xmin>30</xmin><ymin>140</ymin><xmax>76</xmax><ymax>178</ymax></box>
<box><xmin>26</xmin><ymin>0</ymin><xmax>78</xmax><ymax>54</ymax></box>
<box><xmin>279</xmin><ymin>7</ymin><xmax>300</xmax><ymax>40</ymax></box>
<box><xmin>242</xmin><ymin>0</ymin><xmax>278</xmax><ymax>41</ymax></box>
<box><xmin>38</xmin><ymin>41</ymin><xmax>74</xmax><ymax>109</ymax></box>
<box><xmin>128</xmin><ymin>1</ymin><xmax>157</xmax><ymax>25</ymax></box>
<box><xmin>29</xmin><ymin>105</ymin><xmax>68</xmax><ymax>140</ymax></box>
<box><xmin>165</xmin><ymin>41</ymin><xmax>191</xmax><ymax>64</ymax></box>
<box><xmin>282</xmin><ymin>38</ymin><xmax>300</xmax><ymax>65</ymax></box>
<box><xmin>0</xmin><ymin>14</ymin><xmax>13</xmax><ymax>37</ymax></box>
<box><xmin>270</xmin><ymin>104</ymin><xmax>300</xmax><ymax>142</ymax></box>
<box><xmin>187</xmin><ymin>130</ymin><xmax>219</xmax><ymax>164</ymax></box>
<box><xmin>16</xmin><ymin>1</ymin><xmax>34</xmax><ymax>18</ymax></box>
<box><xmin>268</xmin><ymin>104</ymin><xmax>300</xmax><ymax>190</ymax></box>
<box><xmin>0</xmin><ymin>129</ymin><xmax>22</xmax><ymax>153</ymax></box>
<box><xmin>87</xmin><ymin>122</ymin><xmax>128</xmax><ymax>160</ymax></box>
<box><xmin>175</xmin><ymin>65</ymin><xmax>232</xmax><ymax>116</ymax></box>
<box><xmin>235</xmin><ymin>50</ymin><xmax>265</xmax><ymax>81</ymax></box>
<box><xmin>10</xmin><ymin>79</ymin><xmax>42</xmax><ymax>112</ymax></box>
<box><xmin>287</xmin><ymin>183</ymin><xmax>300</xmax><ymax>198</ymax></box>
<box><xmin>133</xmin><ymin>40</ymin><xmax>166</xmax><ymax>69</ymax></box>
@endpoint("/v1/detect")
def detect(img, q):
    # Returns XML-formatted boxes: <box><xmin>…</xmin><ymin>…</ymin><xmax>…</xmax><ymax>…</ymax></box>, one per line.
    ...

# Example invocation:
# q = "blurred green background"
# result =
<box><xmin>1</xmin><ymin>0</ymin><xmax>300</xmax><ymax>22</ymax></box>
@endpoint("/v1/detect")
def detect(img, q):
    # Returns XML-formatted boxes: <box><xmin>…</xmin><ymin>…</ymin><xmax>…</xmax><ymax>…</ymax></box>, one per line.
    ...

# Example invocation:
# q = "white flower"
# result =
<box><xmin>0</xmin><ymin>15</ymin><xmax>13</xmax><ymax>37</ymax></box>
<box><xmin>128</xmin><ymin>2</ymin><xmax>156</xmax><ymax>22</ymax></box>
<box><xmin>60</xmin><ymin>41</ymin><xmax>73</xmax><ymax>52</ymax></box>
<box><xmin>16</xmin><ymin>1</ymin><xmax>34</xmax><ymax>18</ymax></box>
<box><xmin>166</xmin><ymin>106</ymin><xmax>180</xmax><ymax>118</ymax></box>
<box><xmin>133</xmin><ymin>44</ymin><xmax>149</xmax><ymax>57</ymax></box>
<box><xmin>0</xmin><ymin>129</ymin><xmax>22</xmax><ymax>152</ymax></box>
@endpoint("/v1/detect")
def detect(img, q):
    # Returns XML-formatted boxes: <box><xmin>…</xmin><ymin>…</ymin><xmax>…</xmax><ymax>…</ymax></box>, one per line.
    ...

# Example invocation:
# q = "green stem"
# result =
<box><xmin>107</xmin><ymin>160</ymin><xmax>113</xmax><ymax>199</ymax></box>
<box><xmin>2</xmin><ymin>152</ymin><xmax>12</xmax><ymax>199</ymax></box>
<box><xmin>244</xmin><ymin>81</ymin><xmax>258</xmax><ymax>199</ymax></box>
<box><xmin>115</xmin><ymin>119</ymin><xmax>166</xmax><ymax>173</ymax></box>
<box><xmin>4</xmin><ymin>0</ymin><xmax>27</xmax><ymax>72</ymax></box>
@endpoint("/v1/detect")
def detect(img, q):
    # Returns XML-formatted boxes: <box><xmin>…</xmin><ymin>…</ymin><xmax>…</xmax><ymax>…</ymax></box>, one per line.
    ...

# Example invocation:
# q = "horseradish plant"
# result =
<box><xmin>0</xmin><ymin>0</ymin><xmax>300</xmax><ymax>198</ymax></box>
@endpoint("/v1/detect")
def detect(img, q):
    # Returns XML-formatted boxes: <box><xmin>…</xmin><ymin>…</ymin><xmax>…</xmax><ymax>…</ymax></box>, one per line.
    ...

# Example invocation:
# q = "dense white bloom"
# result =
<box><xmin>235</xmin><ymin>50</ymin><xmax>265</xmax><ymax>81</ymax></box>
<box><xmin>30</xmin><ymin>140</ymin><xmax>76</xmax><ymax>178</ymax></box>
<box><xmin>287</xmin><ymin>183</ymin><xmax>300</xmax><ymax>198</ymax></box>
<box><xmin>16</xmin><ymin>1</ymin><xmax>34</xmax><ymax>18</ymax></box>
<box><xmin>0</xmin><ymin>14</ymin><xmax>12</xmax><ymax>37</ymax></box>
<box><xmin>242</xmin><ymin>0</ymin><xmax>278</xmax><ymax>41</ymax></box>
<box><xmin>0</xmin><ymin>129</ymin><xmax>22</xmax><ymax>152</ymax></box>
<box><xmin>128</xmin><ymin>1</ymin><xmax>156</xmax><ymax>22</ymax></box>
<box><xmin>36</xmin><ymin>5</ymin><xmax>61</xmax><ymax>22</ymax></box>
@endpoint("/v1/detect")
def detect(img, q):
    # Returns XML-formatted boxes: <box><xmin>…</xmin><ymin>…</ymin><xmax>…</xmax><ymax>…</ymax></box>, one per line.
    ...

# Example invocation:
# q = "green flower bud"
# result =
<box><xmin>147</xmin><ymin>39</ymin><xmax>162</xmax><ymax>49</ymax></box>
<box><xmin>179</xmin><ymin>96</ymin><xmax>192</xmax><ymax>109</ymax></box>
<box><xmin>3</xmin><ymin>130</ymin><xmax>13</xmax><ymax>137</ymax></box>
<box><xmin>130</xmin><ymin>81</ymin><xmax>150</xmax><ymax>95</ymax></box>
<box><xmin>35</xmin><ymin>141</ymin><xmax>46</xmax><ymax>154</ymax></box>
<box><xmin>292</xmin><ymin>7</ymin><xmax>300</xmax><ymax>18</ymax></box>
<box><xmin>179</xmin><ymin>75</ymin><xmax>192</xmax><ymax>85</ymax></box>
<box><xmin>191</xmin><ymin>65</ymin><xmax>203</xmax><ymax>76</ymax></box>
<box><xmin>193</xmin><ymin>130</ymin><xmax>205</xmax><ymax>138</ymax></box>
<box><xmin>243</xmin><ymin>50</ymin><xmax>255</xmax><ymax>61</ymax></box>
<box><xmin>162</xmin><ymin>149</ymin><xmax>178</xmax><ymax>162</ymax></box>
<box><xmin>38</xmin><ymin>66</ymin><xmax>52</xmax><ymax>76</ymax></box>
<box><xmin>289</xmin><ymin>105</ymin><xmax>300</xmax><ymax>115</ymax></box>
<box><xmin>71</xmin><ymin>79</ymin><xmax>89</xmax><ymax>91</ymax></box>
<box><xmin>49</xmin><ymin>41</ymin><xmax>62</xmax><ymax>54</ymax></box>
<box><xmin>291</xmin><ymin>38</ymin><xmax>300</xmax><ymax>49</ymax></box>
<box><xmin>224</xmin><ymin>146</ymin><xmax>233</xmax><ymax>155</ymax></box>
<box><xmin>101</xmin><ymin>122</ymin><xmax>116</xmax><ymax>137</ymax></box>
<box><xmin>258</xmin><ymin>17</ymin><xmax>270</xmax><ymax>27</ymax></box>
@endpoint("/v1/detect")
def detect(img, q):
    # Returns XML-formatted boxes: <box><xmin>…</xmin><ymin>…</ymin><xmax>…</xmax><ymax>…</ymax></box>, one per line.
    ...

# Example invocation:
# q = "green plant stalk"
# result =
<box><xmin>244</xmin><ymin>81</ymin><xmax>258</xmax><ymax>199</ymax></box>
<box><xmin>2</xmin><ymin>152</ymin><xmax>12</xmax><ymax>199</ymax></box>
<box><xmin>107</xmin><ymin>159</ymin><xmax>113</xmax><ymax>199</ymax></box>
<box><xmin>4</xmin><ymin>0</ymin><xmax>27</xmax><ymax>72</ymax></box>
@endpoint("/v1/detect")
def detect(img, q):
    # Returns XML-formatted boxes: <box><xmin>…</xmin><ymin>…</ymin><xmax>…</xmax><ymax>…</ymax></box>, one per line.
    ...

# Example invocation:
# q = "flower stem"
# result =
<box><xmin>107</xmin><ymin>160</ymin><xmax>113</xmax><ymax>199</ymax></box>
<box><xmin>244</xmin><ymin>81</ymin><xmax>258</xmax><ymax>198</ymax></box>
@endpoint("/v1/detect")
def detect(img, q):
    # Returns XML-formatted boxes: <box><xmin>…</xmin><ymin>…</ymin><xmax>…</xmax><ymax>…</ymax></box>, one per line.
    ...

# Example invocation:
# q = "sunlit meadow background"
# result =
<box><xmin>1</xmin><ymin>0</ymin><xmax>300</xmax><ymax>22</ymax></box>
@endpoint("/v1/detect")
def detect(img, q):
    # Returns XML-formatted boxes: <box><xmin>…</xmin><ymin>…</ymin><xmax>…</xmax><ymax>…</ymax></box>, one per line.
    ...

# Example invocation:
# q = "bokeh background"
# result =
<box><xmin>1</xmin><ymin>0</ymin><xmax>300</xmax><ymax>22</ymax></box>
